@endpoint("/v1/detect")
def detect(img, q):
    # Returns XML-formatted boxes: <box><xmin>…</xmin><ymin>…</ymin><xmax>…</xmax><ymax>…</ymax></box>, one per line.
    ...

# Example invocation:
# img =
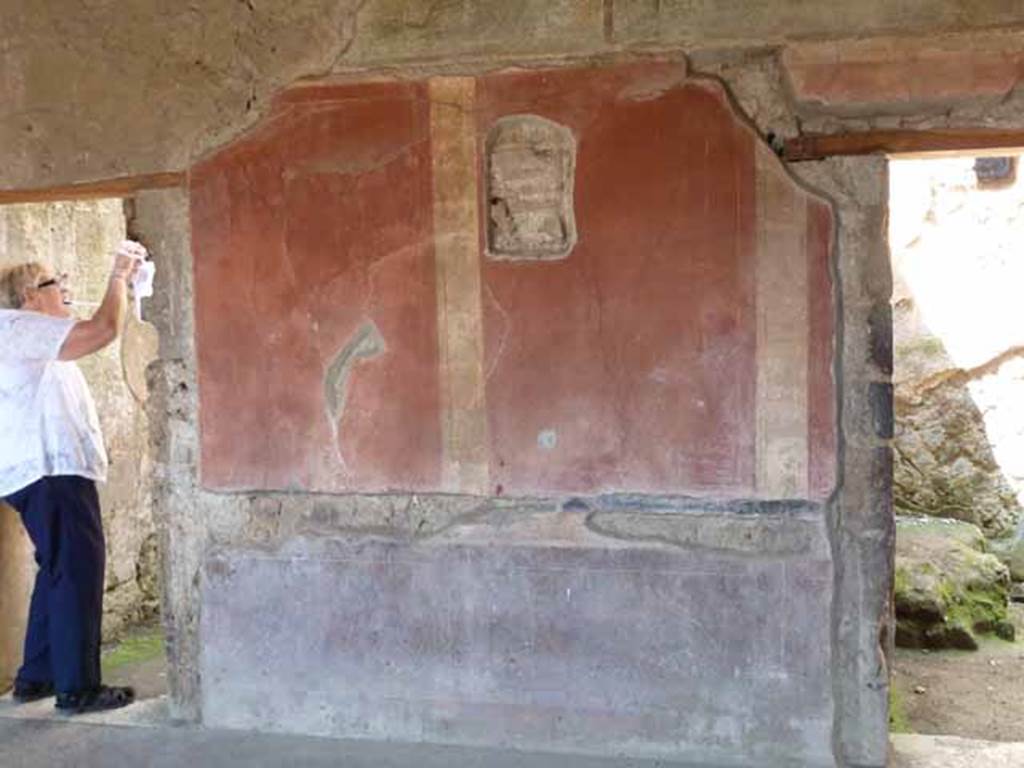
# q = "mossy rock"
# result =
<box><xmin>989</xmin><ymin>536</ymin><xmax>1024</xmax><ymax>582</ymax></box>
<box><xmin>895</xmin><ymin>518</ymin><xmax>1013</xmax><ymax>650</ymax></box>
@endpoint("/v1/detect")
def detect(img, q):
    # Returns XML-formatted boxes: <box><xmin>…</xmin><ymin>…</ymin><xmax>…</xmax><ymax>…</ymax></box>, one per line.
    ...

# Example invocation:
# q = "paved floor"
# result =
<box><xmin>0</xmin><ymin>719</ymin><xmax>711</xmax><ymax>768</ymax></box>
<box><xmin>0</xmin><ymin>695</ymin><xmax>724</xmax><ymax>768</ymax></box>
<box><xmin>2</xmin><ymin>694</ymin><xmax>1024</xmax><ymax>767</ymax></box>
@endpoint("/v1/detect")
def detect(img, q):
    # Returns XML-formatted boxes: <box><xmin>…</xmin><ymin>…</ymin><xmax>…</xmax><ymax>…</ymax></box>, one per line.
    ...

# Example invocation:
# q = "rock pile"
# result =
<box><xmin>895</xmin><ymin>518</ymin><xmax>1014</xmax><ymax>649</ymax></box>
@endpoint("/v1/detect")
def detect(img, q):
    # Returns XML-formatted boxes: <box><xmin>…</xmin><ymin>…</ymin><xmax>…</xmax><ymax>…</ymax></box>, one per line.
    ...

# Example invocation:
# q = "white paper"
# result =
<box><xmin>131</xmin><ymin>260</ymin><xmax>156</xmax><ymax>321</ymax></box>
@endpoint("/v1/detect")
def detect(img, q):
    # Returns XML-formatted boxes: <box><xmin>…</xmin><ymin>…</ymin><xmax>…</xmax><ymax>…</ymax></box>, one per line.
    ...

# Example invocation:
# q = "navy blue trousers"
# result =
<box><xmin>4</xmin><ymin>475</ymin><xmax>104</xmax><ymax>695</ymax></box>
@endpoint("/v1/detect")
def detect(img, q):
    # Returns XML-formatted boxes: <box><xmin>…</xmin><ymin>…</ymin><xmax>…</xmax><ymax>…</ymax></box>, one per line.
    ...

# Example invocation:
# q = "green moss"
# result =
<box><xmin>942</xmin><ymin>579</ymin><xmax>1010</xmax><ymax>638</ymax></box>
<box><xmin>936</xmin><ymin>576</ymin><xmax>956</xmax><ymax>606</ymax></box>
<box><xmin>101</xmin><ymin>628</ymin><xmax>164</xmax><ymax>674</ymax></box>
<box><xmin>893</xmin><ymin>566</ymin><xmax>911</xmax><ymax>596</ymax></box>
<box><xmin>889</xmin><ymin>683</ymin><xmax>913</xmax><ymax>734</ymax></box>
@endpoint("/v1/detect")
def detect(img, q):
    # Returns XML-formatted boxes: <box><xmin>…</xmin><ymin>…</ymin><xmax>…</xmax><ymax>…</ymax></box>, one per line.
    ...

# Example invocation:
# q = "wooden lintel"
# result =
<box><xmin>783</xmin><ymin>130</ymin><xmax>1024</xmax><ymax>162</ymax></box>
<box><xmin>0</xmin><ymin>171</ymin><xmax>186</xmax><ymax>205</ymax></box>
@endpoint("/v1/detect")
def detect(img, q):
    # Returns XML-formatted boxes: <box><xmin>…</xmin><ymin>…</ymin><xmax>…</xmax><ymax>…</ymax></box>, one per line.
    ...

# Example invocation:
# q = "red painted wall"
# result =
<box><xmin>477</xmin><ymin>68</ymin><xmax>757</xmax><ymax>495</ymax></box>
<box><xmin>192</xmin><ymin>80</ymin><xmax>442</xmax><ymax>492</ymax></box>
<box><xmin>190</xmin><ymin>63</ymin><xmax>835</xmax><ymax>499</ymax></box>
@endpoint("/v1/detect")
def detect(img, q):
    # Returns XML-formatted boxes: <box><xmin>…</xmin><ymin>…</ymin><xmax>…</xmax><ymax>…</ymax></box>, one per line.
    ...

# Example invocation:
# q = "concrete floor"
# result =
<box><xmin>0</xmin><ymin>695</ymin><xmax>725</xmax><ymax>768</ymax></box>
<box><xmin>1</xmin><ymin>695</ymin><xmax>1023</xmax><ymax>768</ymax></box>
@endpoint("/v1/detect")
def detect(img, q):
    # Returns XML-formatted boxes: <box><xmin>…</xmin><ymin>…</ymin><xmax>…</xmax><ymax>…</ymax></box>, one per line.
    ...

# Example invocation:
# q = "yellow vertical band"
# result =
<box><xmin>755</xmin><ymin>145</ymin><xmax>810</xmax><ymax>498</ymax></box>
<box><xmin>429</xmin><ymin>77</ymin><xmax>490</xmax><ymax>494</ymax></box>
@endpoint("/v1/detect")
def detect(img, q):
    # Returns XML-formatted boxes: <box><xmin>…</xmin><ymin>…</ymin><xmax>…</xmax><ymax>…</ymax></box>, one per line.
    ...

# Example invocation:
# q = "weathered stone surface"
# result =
<box><xmin>1010</xmin><ymin>557</ymin><xmax>1024</xmax><ymax>591</ymax></box>
<box><xmin>485</xmin><ymin>116</ymin><xmax>577</xmax><ymax>260</ymax></box>
<box><xmin>344</xmin><ymin>0</ymin><xmax>606</xmax><ymax>64</ymax></box>
<box><xmin>688</xmin><ymin>49</ymin><xmax>800</xmax><ymax>143</ymax></box>
<box><xmin>134</xmin><ymin>187</ymin><xmax>217</xmax><ymax>721</ymax></box>
<box><xmin>0</xmin><ymin>1</ymin><xmax>369</xmax><ymax>190</ymax></box>
<box><xmin>895</xmin><ymin>378</ymin><xmax>1021</xmax><ymax>537</ymax></box>
<box><xmin>790</xmin><ymin>155</ymin><xmax>892</xmax><ymax>767</ymax></box>
<box><xmin>4</xmin><ymin>1</ymin><xmax>1024</xmax><ymax>194</ymax></box>
<box><xmin>613</xmin><ymin>2</ymin><xmax>1024</xmax><ymax>47</ymax></box>
<box><xmin>989</xmin><ymin>536</ymin><xmax>1024</xmax><ymax>583</ymax></box>
<box><xmin>782</xmin><ymin>31</ymin><xmax>1024</xmax><ymax>116</ymax></box>
<box><xmin>869</xmin><ymin>300</ymin><xmax>894</xmax><ymax>376</ymax></box>
<box><xmin>587</xmin><ymin>508</ymin><xmax>830</xmax><ymax>558</ymax></box>
<box><xmin>894</xmin><ymin>518</ymin><xmax>1014</xmax><ymax>649</ymax></box>
<box><xmin>201</xmin><ymin>509</ymin><xmax>834</xmax><ymax>766</ymax></box>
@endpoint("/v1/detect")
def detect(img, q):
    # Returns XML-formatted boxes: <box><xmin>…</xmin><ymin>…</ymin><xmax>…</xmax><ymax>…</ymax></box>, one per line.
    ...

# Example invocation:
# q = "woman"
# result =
<box><xmin>0</xmin><ymin>242</ymin><xmax>144</xmax><ymax>714</ymax></box>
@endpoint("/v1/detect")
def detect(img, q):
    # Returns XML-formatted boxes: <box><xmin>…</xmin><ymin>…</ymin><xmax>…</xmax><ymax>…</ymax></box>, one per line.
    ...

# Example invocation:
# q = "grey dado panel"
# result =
<box><xmin>200</xmin><ymin>509</ymin><xmax>834</xmax><ymax>767</ymax></box>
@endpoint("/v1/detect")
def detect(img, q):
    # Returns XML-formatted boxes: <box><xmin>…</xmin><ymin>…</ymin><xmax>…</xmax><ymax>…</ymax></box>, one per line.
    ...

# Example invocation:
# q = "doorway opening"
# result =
<box><xmin>0</xmin><ymin>198</ymin><xmax>165</xmax><ymax>708</ymax></box>
<box><xmin>888</xmin><ymin>154</ymin><xmax>1024</xmax><ymax>739</ymax></box>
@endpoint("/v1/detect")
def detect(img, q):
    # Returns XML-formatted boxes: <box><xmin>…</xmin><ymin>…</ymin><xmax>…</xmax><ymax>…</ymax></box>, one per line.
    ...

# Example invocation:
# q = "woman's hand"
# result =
<box><xmin>111</xmin><ymin>240</ymin><xmax>147</xmax><ymax>282</ymax></box>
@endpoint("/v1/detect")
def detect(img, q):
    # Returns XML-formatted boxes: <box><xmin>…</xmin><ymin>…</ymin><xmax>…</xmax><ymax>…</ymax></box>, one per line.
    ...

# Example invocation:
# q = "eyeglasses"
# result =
<box><xmin>36</xmin><ymin>273</ymin><xmax>68</xmax><ymax>291</ymax></box>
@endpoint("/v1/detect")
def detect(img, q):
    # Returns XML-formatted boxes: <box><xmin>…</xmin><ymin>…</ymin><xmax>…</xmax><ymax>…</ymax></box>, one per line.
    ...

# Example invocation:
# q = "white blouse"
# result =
<box><xmin>0</xmin><ymin>309</ymin><xmax>108</xmax><ymax>497</ymax></box>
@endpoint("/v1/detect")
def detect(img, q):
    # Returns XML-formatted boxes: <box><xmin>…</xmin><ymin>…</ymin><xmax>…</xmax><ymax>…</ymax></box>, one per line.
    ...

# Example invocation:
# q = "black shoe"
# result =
<box><xmin>55</xmin><ymin>685</ymin><xmax>135</xmax><ymax>715</ymax></box>
<box><xmin>12</xmin><ymin>680</ymin><xmax>55</xmax><ymax>703</ymax></box>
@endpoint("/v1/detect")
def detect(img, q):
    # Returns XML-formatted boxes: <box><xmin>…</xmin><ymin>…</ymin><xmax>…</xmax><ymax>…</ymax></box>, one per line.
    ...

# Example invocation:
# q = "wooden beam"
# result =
<box><xmin>783</xmin><ymin>129</ymin><xmax>1024</xmax><ymax>162</ymax></box>
<box><xmin>0</xmin><ymin>171</ymin><xmax>186</xmax><ymax>205</ymax></box>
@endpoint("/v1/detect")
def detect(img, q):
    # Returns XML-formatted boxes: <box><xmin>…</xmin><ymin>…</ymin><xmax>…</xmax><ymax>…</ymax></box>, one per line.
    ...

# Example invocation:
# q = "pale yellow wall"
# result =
<box><xmin>0</xmin><ymin>502</ymin><xmax>33</xmax><ymax>692</ymax></box>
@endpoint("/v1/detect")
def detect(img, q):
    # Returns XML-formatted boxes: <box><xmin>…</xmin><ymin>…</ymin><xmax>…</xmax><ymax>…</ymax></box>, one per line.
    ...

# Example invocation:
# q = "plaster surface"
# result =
<box><xmin>190</xmin><ymin>62</ymin><xmax>836</xmax><ymax>499</ymax></box>
<box><xmin>201</xmin><ymin>506</ymin><xmax>834</xmax><ymax>766</ymax></box>
<box><xmin>183</xmin><ymin>60</ymin><xmax>844</xmax><ymax>765</ymax></box>
<box><xmin>477</xmin><ymin>66</ymin><xmax>757</xmax><ymax>496</ymax></box>
<box><xmin>782</xmin><ymin>31</ymin><xmax>1024</xmax><ymax>117</ymax></box>
<box><xmin>611</xmin><ymin>1</ymin><xmax>1024</xmax><ymax>47</ymax></box>
<box><xmin>191</xmin><ymin>80</ymin><xmax>442</xmax><ymax>493</ymax></box>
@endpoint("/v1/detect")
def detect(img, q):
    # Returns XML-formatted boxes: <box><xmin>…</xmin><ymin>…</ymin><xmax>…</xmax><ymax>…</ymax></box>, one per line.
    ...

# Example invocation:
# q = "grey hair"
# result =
<box><xmin>0</xmin><ymin>262</ymin><xmax>47</xmax><ymax>309</ymax></box>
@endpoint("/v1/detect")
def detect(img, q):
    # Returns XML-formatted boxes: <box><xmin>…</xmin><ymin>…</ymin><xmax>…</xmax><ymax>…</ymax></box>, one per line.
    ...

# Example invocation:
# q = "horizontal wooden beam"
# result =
<box><xmin>783</xmin><ymin>129</ymin><xmax>1024</xmax><ymax>162</ymax></box>
<box><xmin>0</xmin><ymin>171</ymin><xmax>186</xmax><ymax>205</ymax></box>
